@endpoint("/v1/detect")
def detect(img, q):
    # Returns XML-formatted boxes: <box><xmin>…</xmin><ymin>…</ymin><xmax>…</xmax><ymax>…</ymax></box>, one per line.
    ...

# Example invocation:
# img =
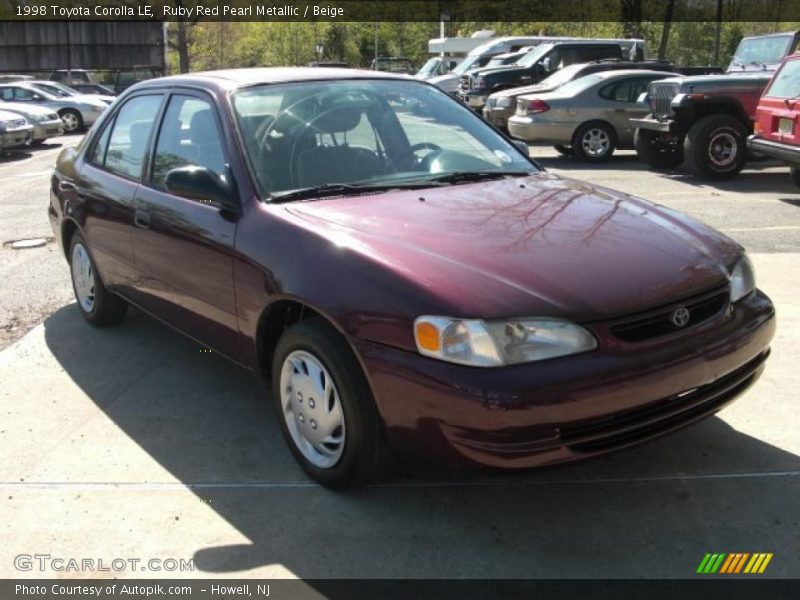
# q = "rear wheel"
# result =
<box><xmin>271</xmin><ymin>319</ymin><xmax>385</xmax><ymax>489</ymax></box>
<box><xmin>553</xmin><ymin>144</ymin><xmax>573</xmax><ymax>157</ymax></box>
<box><xmin>684</xmin><ymin>115</ymin><xmax>748</xmax><ymax>180</ymax></box>
<box><xmin>633</xmin><ymin>129</ymin><xmax>684</xmax><ymax>169</ymax></box>
<box><xmin>573</xmin><ymin>122</ymin><xmax>616</xmax><ymax>162</ymax></box>
<box><xmin>69</xmin><ymin>232</ymin><xmax>127</xmax><ymax>326</ymax></box>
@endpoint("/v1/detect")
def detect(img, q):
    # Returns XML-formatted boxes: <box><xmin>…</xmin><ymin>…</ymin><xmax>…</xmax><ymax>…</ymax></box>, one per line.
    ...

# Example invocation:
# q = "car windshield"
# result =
<box><xmin>536</xmin><ymin>63</ymin><xmax>586</xmax><ymax>88</ymax></box>
<box><xmin>551</xmin><ymin>73</ymin><xmax>605</xmax><ymax>96</ymax></box>
<box><xmin>731</xmin><ymin>34</ymin><xmax>794</xmax><ymax>68</ymax></box>
<box><xmin>416</xmin><ymin>58</ymin><xmax>441</xmax><ymax>77</ymax></box>
<box><xmin>516</xmin><ymin>44</ymin><xmax>554</xmax><ymax>68</ymax></box>
<box><xmin>765</xmin><ymin>59</ymin><xmax>800</xmax><ymax>98</ymax></box>
<box><xmin>34</xmin><ymin>82</ymin><xmax>76</xmax><ymax>97</ymax></box>
<box><xmin>232</xmin><ymin>79</ymin><xmax>536</xmax><ymax>199</ymax></box>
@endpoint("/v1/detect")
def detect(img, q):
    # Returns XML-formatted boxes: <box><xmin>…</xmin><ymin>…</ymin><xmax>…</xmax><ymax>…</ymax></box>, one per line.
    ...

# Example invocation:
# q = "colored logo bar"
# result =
<box><xmin>697</xmin><ymin>553</ymin><xmax>773</xmax><ymax>574</ymax></box>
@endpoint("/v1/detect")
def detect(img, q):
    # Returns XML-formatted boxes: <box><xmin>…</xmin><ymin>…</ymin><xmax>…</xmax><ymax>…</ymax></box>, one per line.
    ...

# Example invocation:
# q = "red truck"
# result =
<box><xmin>633</xmin><ymin>31</ymin><xmax>800</xmax><ymax>180</ymax></box>
<box><xmin>748</xmin><ymin>52</ymin><xmax>800</xmax><ymax>186</ymax></box>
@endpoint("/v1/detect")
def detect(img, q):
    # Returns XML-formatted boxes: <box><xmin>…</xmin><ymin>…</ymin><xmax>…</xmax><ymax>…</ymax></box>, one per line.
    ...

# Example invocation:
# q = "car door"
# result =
<box><xmin>73</xmin><ymin>93</ymin><xmax>164</xmax><ymax>293</ymax></box>
<box><xmin>131</xmin><ymin>90</ymin><xmax>241</xmax><ymax>360</ymax></box>
<box><xmin>597</xmin><ymin>76</ymin><xmax>662</xmax><ymax>145</ymax></box>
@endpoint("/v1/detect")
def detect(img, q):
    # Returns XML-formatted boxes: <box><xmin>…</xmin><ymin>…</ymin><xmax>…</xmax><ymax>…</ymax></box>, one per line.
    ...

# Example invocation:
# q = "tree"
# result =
<box><xmin>658</xmin><ymin>0</ymin><xmax>677</xmax><ymax>60</ymax></box>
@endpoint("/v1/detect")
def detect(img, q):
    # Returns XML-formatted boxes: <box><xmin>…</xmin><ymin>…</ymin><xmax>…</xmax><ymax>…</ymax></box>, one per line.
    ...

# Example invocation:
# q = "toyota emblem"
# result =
<box><xmin>671</xmin><ymin>306</ymin><xmax>690</xmax><ymax>328</ymax></box>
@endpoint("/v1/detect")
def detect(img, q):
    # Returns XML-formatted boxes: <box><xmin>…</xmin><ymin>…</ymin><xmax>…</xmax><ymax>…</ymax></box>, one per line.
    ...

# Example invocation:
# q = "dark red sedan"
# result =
<box><xmin>49</xmin><ymin>68</ymin><xmax>775</xmax><ymax>488</ymax></box>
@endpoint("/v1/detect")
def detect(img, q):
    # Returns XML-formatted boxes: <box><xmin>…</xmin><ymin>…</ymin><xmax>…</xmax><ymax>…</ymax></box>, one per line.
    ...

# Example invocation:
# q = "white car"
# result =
<box><xmin>0</xmin><ymin>109</ymin><xmax>33</xmax><ymax>151</ymax></box>
<box><xmin>28</xmin><ymin>81</ymin><xmax>116</xmax><ymax>106</ymax></box>
<box><xmin>0</xmin><ymin>101</ymin><xmax>64</xmax><ymax>145</ymax></box>
<box><xmin>0</xmin><ymin>83</ymin><xmax>107</xmax><ymax>133</ymax></box>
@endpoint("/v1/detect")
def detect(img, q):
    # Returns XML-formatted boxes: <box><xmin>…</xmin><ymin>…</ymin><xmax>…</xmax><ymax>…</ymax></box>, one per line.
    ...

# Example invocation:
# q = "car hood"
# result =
<box><xmin>0</xmin><ymin>102</ymin><xmax>54</xmax><ymax>117</ymax></box>
<box><xmin>285</xmin><ymin>173</ymin><xmax>739</xmax><ymax>322</ymax></box>
<box><xmin>0</xmin><ymin>109</ymin><xmax>28</xmax><ymax>121</ymax></box>
<box><xmin>472</xmin><ymin>65</ymin><xmax>527</xmax><ymax>79</ymax></box>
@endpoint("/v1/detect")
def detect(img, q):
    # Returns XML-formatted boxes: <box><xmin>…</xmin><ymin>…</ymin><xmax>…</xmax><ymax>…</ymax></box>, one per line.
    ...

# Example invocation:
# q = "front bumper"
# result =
<box><xmin>358</xmin><ymin>290</ymin><xmax>775</xmax><ymax>468</ymax></box>
<box><xmin>748</xmin><ymin>135</ymin><xmax>800</xmax><ymax>167</ymax></box>
<box><xmin>483</xmin><ymin>105</ymin><xmax>514</xmax><ymax>129</ymax></box>
<box><xmin>0</xmin><ymin>126</ymin><xmax>33</xmax><ymax>150</ymax></box>
<box><xmin>460</xmin><ymin>92</ymin><xmax>488</xmax><ymax>109</ymax></box>
<box><xmin>631</xmin><ymin>116</ymin><xmax>676</xmax><ymax>133</ymax></box>
<box><xmin>32</xmin><ymin>119</ymin><xmax>65</xmax><ymax>142</ymax></box>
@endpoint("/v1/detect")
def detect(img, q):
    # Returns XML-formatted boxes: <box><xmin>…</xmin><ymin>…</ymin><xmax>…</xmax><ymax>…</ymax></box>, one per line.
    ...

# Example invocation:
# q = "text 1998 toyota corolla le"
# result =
<box><xmin>50</xmin><ymin>68</ymin><xmax>775</xmax><ymax>487</ymax></box>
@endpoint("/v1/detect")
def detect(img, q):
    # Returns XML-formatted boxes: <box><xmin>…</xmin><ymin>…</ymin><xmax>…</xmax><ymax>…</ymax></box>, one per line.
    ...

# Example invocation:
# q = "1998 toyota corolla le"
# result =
<box><xmin>50</xmin><ymin>69</ymin><xmax>775</xmax><ymax>488</ymax></box>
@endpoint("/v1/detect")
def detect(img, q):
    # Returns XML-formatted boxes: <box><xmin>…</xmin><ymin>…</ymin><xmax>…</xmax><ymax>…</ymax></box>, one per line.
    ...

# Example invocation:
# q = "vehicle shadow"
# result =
<box><xmin>0</xmin><ymin>149</ymin><xmax>33</xmax><ymax>162</ymax></box>
<box><xmin>43</xmin><ymin>304</ymin><xmax>800</xmax><ymax>579</ymax></box>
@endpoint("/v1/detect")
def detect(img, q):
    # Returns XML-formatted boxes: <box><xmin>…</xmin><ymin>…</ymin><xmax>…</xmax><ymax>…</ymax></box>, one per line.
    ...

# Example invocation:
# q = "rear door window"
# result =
<box><xmin>101</xmin><ymin>95</ymin><xmax>163</xmax><ymax>181</ymax></box>
<box><xmin>765</xmin><ymin>60</ymin><xmax>800</xmax><ymax>98</ymax></box>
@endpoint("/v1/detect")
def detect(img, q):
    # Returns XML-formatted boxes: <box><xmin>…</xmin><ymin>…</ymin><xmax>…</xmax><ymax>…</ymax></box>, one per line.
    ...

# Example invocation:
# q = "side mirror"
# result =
<box><xmin>165</xmin><ymin>165</ymin><xmax>239</xmax><ymax>213</ymax></box>
<box><xmin>31</xmin><ymin>94</ymin><xmax>43</xmax><ymax>101</ymax></box>
<box><xmin>512</xmin><ymin>140</ymin><xmax>529</xmax><ymax>157</ymax></box>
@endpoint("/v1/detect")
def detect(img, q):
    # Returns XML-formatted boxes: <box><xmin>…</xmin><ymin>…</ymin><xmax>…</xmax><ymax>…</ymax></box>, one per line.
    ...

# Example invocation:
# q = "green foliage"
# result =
<box><xmin>167</xmin><ymin>21</ymin><xmax>800</xmax><ymax>74</ymax></box>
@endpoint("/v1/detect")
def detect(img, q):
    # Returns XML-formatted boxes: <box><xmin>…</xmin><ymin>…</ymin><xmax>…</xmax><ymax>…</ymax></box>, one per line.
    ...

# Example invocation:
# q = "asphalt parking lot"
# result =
<box><xmin>1</xmin><ymin>140</ymin><xmax>798</xmax><ymax>580</ymax></box>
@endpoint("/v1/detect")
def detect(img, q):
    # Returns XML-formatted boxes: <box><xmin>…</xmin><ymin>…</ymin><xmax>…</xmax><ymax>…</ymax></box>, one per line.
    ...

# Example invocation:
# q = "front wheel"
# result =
<box><xmin>271</xmin><ymin>319</ymin><xmax>385</xmax><ymax>488</ymax></box>
<box><xmin>59</xmin><ymin>109</ymin><xmax>83</xmax><ymax>133</ymax></box>
<box><xmin>573</xmin><ymin>122</ymin><xmax>616</xmax><ymax>162</ymax></box>
<box><xmin>69</xmin><ymin>232</ymin><xmax>127</xmax><ymax>326</ymax></box>
<box><xmin>684</xmin><ymin>115</ymin><xmax>748</xmax><ymax>180</ymax></box>
<box><xmin>633</xmin><ymin>129</ymin><xmax>684</xmax><ymax>169</ymax></box>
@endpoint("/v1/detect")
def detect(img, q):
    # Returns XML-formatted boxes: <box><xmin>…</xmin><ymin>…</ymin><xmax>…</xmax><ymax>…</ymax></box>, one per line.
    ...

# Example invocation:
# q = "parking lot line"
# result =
<box><xmin>2</xmin><ymin>469</ymin><xmax>799</xmax><ymax>491</ymax></box>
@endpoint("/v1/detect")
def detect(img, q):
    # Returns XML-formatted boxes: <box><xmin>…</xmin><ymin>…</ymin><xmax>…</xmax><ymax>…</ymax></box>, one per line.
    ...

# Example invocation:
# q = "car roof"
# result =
<box><xmin>132</xmin><ymin>67</ymin><xmax>412</xmax><ymax>92</ymax></box>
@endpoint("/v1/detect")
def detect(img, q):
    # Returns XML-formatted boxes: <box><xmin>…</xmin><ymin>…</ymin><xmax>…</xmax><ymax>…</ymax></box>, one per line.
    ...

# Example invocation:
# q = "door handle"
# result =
<box><xmin>58</xmin><ymin>181</ymin><xmax>77</xmax><ymax>193</ymax></box>
<box><xmin>134</xmin><ymin>209</ymin><xmax>150</xmax><ymax>229</ymax></box>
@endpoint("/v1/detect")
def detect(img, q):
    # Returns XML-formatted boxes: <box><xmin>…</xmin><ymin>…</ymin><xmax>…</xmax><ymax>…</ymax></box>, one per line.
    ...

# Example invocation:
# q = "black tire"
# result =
<box><xmin>683</xmin><ymin>115</ymin><xmax>748</xmax><ymax>180</ymax></box>
<box><xmin>68</xmin><ymin>232</ymin><xmax>127</xmax><ymax>327</ymax></box>
<box><xmin>271</xmin><ymin>318</ymin><xmax>385</xmax><ymax>489</ymax></box>
<box><xmin>572</xmin><ymin>122</ymin><xmax>617</xmax><ymax>162</ymax></box>
<box><xmin>31</xmin><ymin>139</ymin><xmax>47</xmax><ymax>147</ymax></box>
<box><xmin>633</xmin><ymin>128</ymin><xmax>684</xmax><ymax>169</ymax></box>
<box><xmin>553</xmin><ymin>144</ymin><xmax>573</xmax><ymax>157</ymax></box>
<box><xmin>59</xmin><ymin>109</ymin><xmax>84</xmax><ymax>134</ymax></box>
<box><xmin>791</xmin><ymin>167</ymin><xmax>800</xmax><ymax>188</ymax></box>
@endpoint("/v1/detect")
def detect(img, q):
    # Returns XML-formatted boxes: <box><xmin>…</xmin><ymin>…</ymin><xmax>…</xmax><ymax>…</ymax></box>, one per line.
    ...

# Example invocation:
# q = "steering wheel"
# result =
<box><xmin>410</xmin><ymin>142</ymin><xmax>442</xmax><ymax>170</ymax></box>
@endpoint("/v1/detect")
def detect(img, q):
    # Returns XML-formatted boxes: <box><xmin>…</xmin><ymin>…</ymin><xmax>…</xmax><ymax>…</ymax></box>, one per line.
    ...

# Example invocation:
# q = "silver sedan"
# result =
<box><xmin>0</xmin><ymin>83</ymin><xmax>107</xmax><ymax>133</ymax></box>
<box><xmin>0</xmin><ymin>101</ymin><xmax>63</xmax><ymax>144</ymax></box>
<box><xmin>0</xmin><ymin>109</ymin><xmax>33</xmax><ymax>151</ymax></box>
<box><xmin>507</xmin><ymin>69</ymin><xmax>675</xmax><ymax>161</ymax></box>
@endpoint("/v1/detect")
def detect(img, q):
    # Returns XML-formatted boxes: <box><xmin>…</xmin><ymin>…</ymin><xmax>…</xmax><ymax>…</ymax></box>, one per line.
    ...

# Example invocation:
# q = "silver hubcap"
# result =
<box><xmin>61</xmin><ymin>112</ymin><xmax>79</xmax><ymax>132</ymax></box>
<box><xmin>280</xmin><ymin>350</ymin><xmax>345</xmax><ymax>469</ymax></box>
<box><xmin>581</xmin><ymin>128</ymin><xmax>611</xmax><ymax>157</ymax></box>
<box><xmin>708</xmin><ymin>131</ymin><xmax>737</xmax><ymax>167</ymax></box>
<box><xmin>71</xmin><ymin>243</ymin><xmax>95</xmax><ymax>313</ymax></box>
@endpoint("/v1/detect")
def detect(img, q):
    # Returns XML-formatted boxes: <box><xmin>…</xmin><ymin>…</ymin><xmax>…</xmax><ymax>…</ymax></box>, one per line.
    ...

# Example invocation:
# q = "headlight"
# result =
<box><xmin>90</xmin><ymin>105</ymin><xmax>104</xmax><ymax>113</ymax></box>
<box><xmin>414</xmin><ymin>316</ymin><xmax>597</xmax><ymax>367</ymax></box>
<box><xmin>496</xmin><ymin>96</ymin><xmax>513</xmax><ymax>108</ymax></box>
<box><xmin>48</xmin><ymin>113</ymin><xmax>59</xmax><ymax>120</ymax></box>
<box><xmin>729</xmin><ymin>255</ymin><xmax>756</xmax><ymax>302</ymax></box>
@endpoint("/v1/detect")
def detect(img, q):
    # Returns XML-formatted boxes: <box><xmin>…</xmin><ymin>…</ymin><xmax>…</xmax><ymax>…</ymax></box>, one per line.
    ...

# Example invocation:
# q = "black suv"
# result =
<box><xmin>460</xmin><ymin>40</ymin><xmax>644</xmax><ymax>110</ymax></box>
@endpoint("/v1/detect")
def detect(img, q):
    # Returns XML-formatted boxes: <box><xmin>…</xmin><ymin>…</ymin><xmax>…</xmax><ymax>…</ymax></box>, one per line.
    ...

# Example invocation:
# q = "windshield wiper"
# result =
<box><xmin>267</xmin><ymin>181</ymin><xmax>436</xmax><ymax>203</ymax></box>
<box><xmin>425</xmin><ymin>170</ymin><xmax>532</xmax><ymax>185</ymax></box>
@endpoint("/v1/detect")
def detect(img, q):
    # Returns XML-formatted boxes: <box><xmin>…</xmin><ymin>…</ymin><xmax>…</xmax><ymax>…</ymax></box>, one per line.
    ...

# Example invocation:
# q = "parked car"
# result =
<box><xmin>0</xmin><ymin>110</ymin><xmax>33</xmax><ymax>151</ymax></box>
<box><xmin>748</xmin><ymin>52</ymin><xmax>800</xmax><ymax>186</ymax></box>
<box><xmin>370</xmin><ymin>57</ymin><xmax>416</xmax><ymax>75</ymax></box>
<box><xmin>307</xmin><ymin>61</ymin><xmax>350</xmax><ymax>68</ymax></box>
<box><xmin>483</xmin><ymin>47</ymin><xmax>537</xmax><ymax>68</ymax></box>
<box><xmin>112</xmin><ymin>68</ymin><xmax>161</xmax><ymax>93</ymax></box>
<box><xmin>0</xmin><ymin>101</ymin><xmax>63</xmax><ymax>144</ymax></box>
<box><xmin>50</xmin><ymin>69</ymin><xmax>93</xmax><ymax>85</ymax></box>
<box><xmin>429</xmin><ymin>36</ymin><xmax>560</xmax><ymax>94</ymax></box>
<box><xmin>50</xmin><ymin>68</ymin><xmax>775</xmax><ymax>488</ymax></box>
<box><xmin>460</xmin><ymin>39</ymin><xmax>646</xmax><ymax>110</ymax></box>
<box><xmin>0</xmin><ymin>83</ymin><xmax>107</xmax><ymax>133</ymax></box>
<box><xmin>0</xmin><ymin>74</ymin><xmax>34</xmax><ymax>84</ymax></box>
<box><xmin>508</xmin><ymin>70</ymin><xmax>676</xmax><ymax>161</ymax></box>
<box><xmin>69</xmin><ymin>83</ymin><xmax>117</xmax><ymax>97</ymax></box>
<box><xmin>414</xmin><ymin>57</ymin><xmax>458</xmax><ymax>79</ymax></box>
<box><xmin>484</xmin><ymin>59</ymin><xmax>677</xmax><ymax>131</ymax></box>
<box><xmin>632</xmin><ymin>31</ymin><xmax>800</xmax><ymax>179</ymax></box>
<box><xmin>28</xmin><ymin>80</ymin><xmax>116</xmax><ymax>105</ymax></box>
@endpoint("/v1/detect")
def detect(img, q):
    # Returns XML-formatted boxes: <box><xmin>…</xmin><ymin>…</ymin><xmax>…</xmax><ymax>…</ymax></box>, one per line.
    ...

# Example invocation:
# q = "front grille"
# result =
<box><xmin>610</xmin><ymin>286</ymin><xmax>728</xmax><ymax>343</ymax></box>
<box><xmin>459</xmin><ymin>75</ymin><xmax>471</xmax><ymax>92</ymax></box>
<box><xmin>649</xmin><ymin>81</ymin><xmax>679</xmax><ymax>119</ymax></box>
